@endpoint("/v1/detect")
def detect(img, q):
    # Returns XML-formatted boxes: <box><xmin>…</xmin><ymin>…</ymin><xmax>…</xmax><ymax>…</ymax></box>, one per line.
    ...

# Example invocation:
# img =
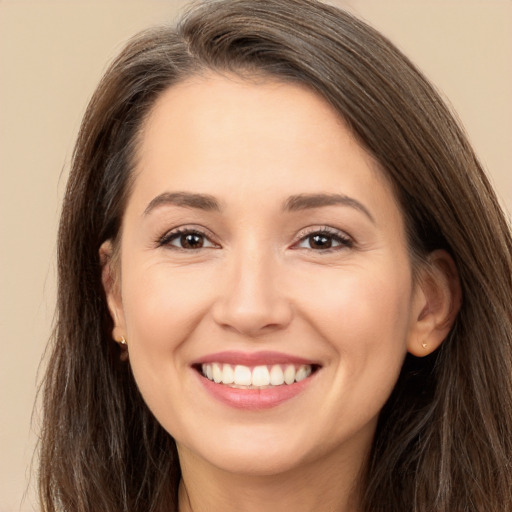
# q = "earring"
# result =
<box><xmin>421</xmin><ymin>342</ymin><xmax>428</xmax><ymax>349</ymax></box>
<box><xmin>117</xmin><ymin>336</ymin><xmax>129</xmax><ymax>362</ymax></box>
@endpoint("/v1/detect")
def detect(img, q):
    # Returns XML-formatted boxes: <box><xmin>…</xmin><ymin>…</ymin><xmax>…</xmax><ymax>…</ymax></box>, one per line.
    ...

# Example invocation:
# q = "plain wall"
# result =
<box><xmin>0</xmin><ymin>1</ymin><xmax>510</xmax><ymax>510</ymax></box>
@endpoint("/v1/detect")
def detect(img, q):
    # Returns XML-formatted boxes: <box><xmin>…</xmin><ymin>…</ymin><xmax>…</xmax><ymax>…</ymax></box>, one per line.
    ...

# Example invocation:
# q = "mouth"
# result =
<box><xmin>196</xmin><ymin>362</ymin><xmax>319</xmax><ymax>389</ymax></box>
<box><xmin>191</xmin><ymin>351</ymin><xmax>321</xmax><ymax>409</ymax></box>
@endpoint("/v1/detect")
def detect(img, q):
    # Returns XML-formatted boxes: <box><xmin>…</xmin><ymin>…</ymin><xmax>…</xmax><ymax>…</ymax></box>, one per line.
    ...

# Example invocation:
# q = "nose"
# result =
<box><xmin>211</xmin><ymin>248</ymin><xmax>293</xmax><ymax>337</ymax></box>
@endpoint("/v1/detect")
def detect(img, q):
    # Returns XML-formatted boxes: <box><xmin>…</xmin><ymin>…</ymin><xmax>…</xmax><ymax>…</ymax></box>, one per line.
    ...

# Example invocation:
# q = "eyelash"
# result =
<box><xmin>156</xmin><ymin>226</ymin><xmax>353</xmax><ymax>252</ymax></box>
<box><xmin>293</xmin><ymin>226</ymin><xmax>353</xmax><ymax>252</ymax></box>
<box><xmin>157</xmin><ymin>227</ymin><xmax>218</xmax><ymax>251</ymax></box>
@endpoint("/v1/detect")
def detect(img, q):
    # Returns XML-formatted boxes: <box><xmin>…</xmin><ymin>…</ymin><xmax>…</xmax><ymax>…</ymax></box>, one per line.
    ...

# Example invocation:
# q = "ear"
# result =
<box><xmin>407</xmin><ymin>250</ymin><xmax>462</xmax><ymax>357</ymax></box>
<box><xmin>99</xmin><ymin>240</ymin><xmax>126</xmax><ymax>342</ymax></box>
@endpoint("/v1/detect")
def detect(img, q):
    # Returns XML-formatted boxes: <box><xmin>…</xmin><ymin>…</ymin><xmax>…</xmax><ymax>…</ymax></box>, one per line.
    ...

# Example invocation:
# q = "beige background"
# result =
<box><xmin>1</xmin><ymin>1</ymin><xmax>510</xmax><ymax>510</ymax></box>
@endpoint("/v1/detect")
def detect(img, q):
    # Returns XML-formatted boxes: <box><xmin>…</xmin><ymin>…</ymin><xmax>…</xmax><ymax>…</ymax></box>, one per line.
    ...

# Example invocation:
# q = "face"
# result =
<box><xmin>104</xmin><ymin>74</ymin><xmax>428</xmax><ymax>477</ymax></box>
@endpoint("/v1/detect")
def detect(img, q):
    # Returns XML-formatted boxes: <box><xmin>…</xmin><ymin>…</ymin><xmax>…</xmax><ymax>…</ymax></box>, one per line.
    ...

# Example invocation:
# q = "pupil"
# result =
<box><xmin>311</xmin><ymin>234</ymin><xmax>331</xmax><ymax>249</ymax></box>
<box><xmin>182</xmin><ymin>233</ymin><xmax>203</xmax><ymax>248</ymax></box>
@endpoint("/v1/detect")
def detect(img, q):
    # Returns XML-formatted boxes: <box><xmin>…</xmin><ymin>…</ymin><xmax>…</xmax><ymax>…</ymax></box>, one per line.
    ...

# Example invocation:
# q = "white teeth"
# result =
<box><xmin>221</xmin><ymin>363</ymin><xmax>234</xmax><ymax>384</ymax></box>
<box><xmin>269</xmin><ymin>365</ymin><xmax>285</xmax><ymax>385</ymax></box>
<box><xmin>234</xmin><ymin>365</ymin><xmax>252</xmax><ymax>386</ymax></box>
<box><xmin>212</xmin><ymin>363</ymin><xmax>222</xmax><ymax>383</ymax></box>
<box><xmin>251</xmin><ymin>366</ymin><xmax>270</xmax><ymax>386</ymax></box>
<box><xmin>284</xmin><ymin>364</ymin><xmax>295</xmax><ymax>385</ymax></box>
<box><xmin>295</xmin><ymin>365</ymin><xmax>311</xmax><ymax>382</ymax></box>
<box><xmin>201</xmin><ymin>362</ymin><xmax>314</xmax><ymax>387</ymax></box>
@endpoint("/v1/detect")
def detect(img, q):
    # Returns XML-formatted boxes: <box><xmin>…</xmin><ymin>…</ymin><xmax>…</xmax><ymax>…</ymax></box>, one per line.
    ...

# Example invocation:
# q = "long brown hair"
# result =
<box><xmin>39</xmin><ymin>1</ymin><xmax>512</xmax><ymax>510</ymax></box>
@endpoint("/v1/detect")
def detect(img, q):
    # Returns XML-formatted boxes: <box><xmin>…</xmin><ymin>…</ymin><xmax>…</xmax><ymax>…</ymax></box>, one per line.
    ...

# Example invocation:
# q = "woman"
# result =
<box><xmin>39</xmin><ymin>0</ymin><xmax>512</xmax><ymax>511</ymax></box>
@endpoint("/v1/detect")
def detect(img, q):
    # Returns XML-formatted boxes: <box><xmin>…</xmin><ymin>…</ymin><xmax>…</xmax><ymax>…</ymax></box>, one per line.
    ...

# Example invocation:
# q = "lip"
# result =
<box><xmin>191</xmin><ymin>351</ymin><xmax>320</xmax><ymax>410</ymax></box>
<box><xmin>191</xmin><ymin>350</ymin><xmax>319</xmax><ymax>367</ymax></box>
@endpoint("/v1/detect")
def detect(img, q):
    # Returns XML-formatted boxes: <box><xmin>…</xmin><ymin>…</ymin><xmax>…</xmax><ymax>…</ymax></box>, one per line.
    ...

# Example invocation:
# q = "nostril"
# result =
<box><xmin>211</xmin><ymin>301</ymin><xmax>293</xmax><ymax>337</ymax></box>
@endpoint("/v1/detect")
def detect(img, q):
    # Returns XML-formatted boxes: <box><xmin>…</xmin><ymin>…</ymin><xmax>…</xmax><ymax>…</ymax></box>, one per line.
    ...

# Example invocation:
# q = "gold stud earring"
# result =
<box><xmin>421</xmin><ymin>342</ymin><xmax>428</xmax><ymax>349</ymax></box>
<box><xmin>117</xmin><ymin>336</ymin><xmax>129</xmax><ymax>362</ymax></box>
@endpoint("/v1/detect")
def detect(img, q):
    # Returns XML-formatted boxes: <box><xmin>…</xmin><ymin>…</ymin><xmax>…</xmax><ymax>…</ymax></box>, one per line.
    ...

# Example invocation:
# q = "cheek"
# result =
<box><xmin>120</xmin><ymin>256</ymin><xmax>217</xmax><ymax>361</ymax></box>
<box><xmin>297</xmin><ymin>260</ymin><xmax>412</xmax><ymax>344</ymax></box>
<box><xmin>294</xmin><ymin>262</ymin><xmax>413</xmax><ymax>397</ymax></box>
<box><xmin>118</xmin><ymin>258</ymin><xmax>219</xmax><ymax>431</ymax></box>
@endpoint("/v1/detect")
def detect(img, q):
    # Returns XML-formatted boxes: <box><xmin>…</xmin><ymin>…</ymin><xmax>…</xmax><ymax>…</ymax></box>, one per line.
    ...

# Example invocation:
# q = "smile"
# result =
<box><xmin>201</xmin><ymin>363</ymin><xmax>314</xmax><ymax>388</ymax></box>
<box><xmin>193</xmin><ymin>353</ymin><xmax>320</xmax><ymax>410</ymax></box>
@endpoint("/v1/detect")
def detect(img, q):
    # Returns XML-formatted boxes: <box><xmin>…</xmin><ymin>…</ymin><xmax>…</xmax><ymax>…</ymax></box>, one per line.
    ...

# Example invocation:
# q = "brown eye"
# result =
<box><xmin>309</xmin><ymin>234</ymin><xmax>333</xmax><ymax>249</ymax></box>
<box><xmin>179</xmin><ymin>233</ymin><xmax>204</xmax><ymax>249</ymax></box>
<box><xmin>295</xmin><ymin>229</ymin><xmax>353</xmax><ymax>251</ymax></box>
<box><xmin>159</xmin><ymin>229</ymin><xmax>217</xmax><ymax>250</ymax></box>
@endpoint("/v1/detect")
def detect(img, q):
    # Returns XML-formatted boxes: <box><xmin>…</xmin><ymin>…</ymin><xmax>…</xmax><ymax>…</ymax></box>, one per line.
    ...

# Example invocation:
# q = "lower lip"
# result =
<box><xmin>196</xmin><ymin>372</ymin><xmax>316</xmax><ymax>410</ymax></box>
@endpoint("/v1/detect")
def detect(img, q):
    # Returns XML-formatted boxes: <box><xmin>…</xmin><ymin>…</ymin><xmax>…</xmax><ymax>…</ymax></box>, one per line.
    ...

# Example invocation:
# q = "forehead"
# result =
<box><xmin>129</xmin><ymin>73</ymin><xmax>400</xmax><ymax>226</ymax></box>
<box><xmin>140</xmin><ymin>75</ymin><xmax>383</xmax><ymax>177</ymax></box>
<box><xmin>140</xmin><ymin>73</ymin><xmax>351</xmax><ymax>157</ymax></box>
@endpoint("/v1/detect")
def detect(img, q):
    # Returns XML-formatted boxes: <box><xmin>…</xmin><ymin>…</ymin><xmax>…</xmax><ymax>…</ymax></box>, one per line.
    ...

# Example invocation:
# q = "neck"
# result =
<box><xmin>177</xmin><ymin>444</ymin><xmax>367</xmax><ymax>512</ymax></box>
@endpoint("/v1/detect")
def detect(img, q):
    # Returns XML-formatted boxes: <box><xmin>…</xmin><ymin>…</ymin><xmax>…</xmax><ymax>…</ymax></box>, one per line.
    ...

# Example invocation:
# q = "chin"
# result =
<box><xmin>207</xmin><ymin>447</ymin><xmax>310</xmax><ymax>477</ymax></box>
<box><xmin>176</xmin><ymin>425</ymin><xmax>318</xmax><ymax>477</ymax></box>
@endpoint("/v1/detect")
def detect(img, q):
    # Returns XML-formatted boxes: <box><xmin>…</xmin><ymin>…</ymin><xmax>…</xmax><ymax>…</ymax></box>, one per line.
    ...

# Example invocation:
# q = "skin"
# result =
<box><xmin>102</xmin><ymin>74</ymin><xmax>460</xmax><ymax>512</ymax></box>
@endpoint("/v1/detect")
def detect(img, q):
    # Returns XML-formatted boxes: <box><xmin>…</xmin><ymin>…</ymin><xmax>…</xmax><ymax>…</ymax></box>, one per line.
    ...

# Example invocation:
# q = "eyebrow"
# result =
<box><xmin>143</xmin><ymin>191</ymin><xmax>374</xmax><ymax>223</ymax></box>
<box><xmin>283</xmin><ymin>193</ymin><xmax>375</xmax><ymax>223</ymax></box>
<box><xmin>143</xmin><ymin>192</ymin><xmax>221</xmax><ymax>215</ymax></box>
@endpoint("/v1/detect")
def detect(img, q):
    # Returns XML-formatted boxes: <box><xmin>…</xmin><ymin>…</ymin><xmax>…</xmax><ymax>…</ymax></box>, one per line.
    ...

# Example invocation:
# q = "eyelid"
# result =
<box><xmin>291</xmin><ymin>225</ymin><xmax>354</xmax><ymax>250</ymax></box>
<box><xmin>157</xmin><ymin>225</ymin><xmax>220</xmax><ymax>249</ymax></box>
<box><xmin>155</xmin><ymin>224</ymin><xmax>353</xmax><ymax>251</ymax></box>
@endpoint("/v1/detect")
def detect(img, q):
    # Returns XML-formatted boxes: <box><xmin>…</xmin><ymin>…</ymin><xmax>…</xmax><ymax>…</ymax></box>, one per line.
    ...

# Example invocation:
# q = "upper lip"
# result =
<box><xmin>191</xmin><ymin>350</ymin><xmax>320</xmax><ymax>367</ymax></box>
